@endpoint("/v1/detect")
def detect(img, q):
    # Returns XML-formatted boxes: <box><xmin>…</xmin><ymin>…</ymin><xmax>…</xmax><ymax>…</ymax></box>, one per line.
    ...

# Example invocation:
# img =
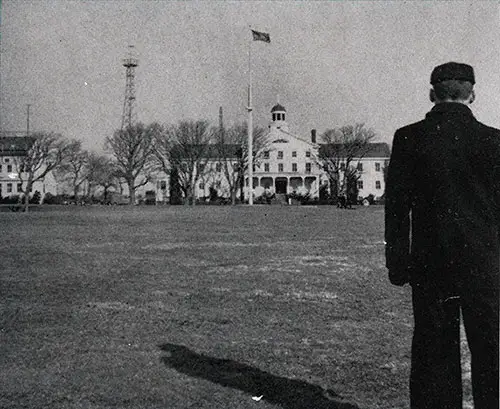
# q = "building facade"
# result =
<box><xmin>249</xmin><ymin>103</ymin><xmax>323</xmax><ymax>199</ymax></box>
<box><xmin>0</xmin><ymin>135</ymin><xmax>57</xmax><ymax>199</ymax></box>
<box><xmin>153</xmin><ymin>103</ymin><xmax>390</xmax><ymax>203</ymax></box>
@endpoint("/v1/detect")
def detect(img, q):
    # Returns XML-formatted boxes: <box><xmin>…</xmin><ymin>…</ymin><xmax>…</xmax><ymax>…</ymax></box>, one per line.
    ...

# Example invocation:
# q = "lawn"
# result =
<box><xmin>0</xmin><ymin>205</ymin><xmax>471</xmax><ymax>409</ymax></box>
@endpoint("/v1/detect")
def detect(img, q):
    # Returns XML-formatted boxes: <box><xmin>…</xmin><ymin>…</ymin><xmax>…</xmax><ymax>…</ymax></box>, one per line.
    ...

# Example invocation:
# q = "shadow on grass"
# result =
<box><xmin>159</xmin><ymin>343</ymin><xmax>359</xmax><ymax>409</ymax></box>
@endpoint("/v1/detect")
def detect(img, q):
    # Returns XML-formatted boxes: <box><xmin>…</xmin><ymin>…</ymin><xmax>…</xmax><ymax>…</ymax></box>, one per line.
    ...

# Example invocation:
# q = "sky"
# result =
<box><xmin>1</xmin><ymin>1</ymin><xmax>499</xmax><ymax>152</ymax></box>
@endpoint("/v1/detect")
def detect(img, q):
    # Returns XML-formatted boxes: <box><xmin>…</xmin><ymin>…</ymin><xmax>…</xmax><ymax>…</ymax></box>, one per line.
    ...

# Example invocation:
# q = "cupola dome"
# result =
<box><xmin>271</xmin><ymin>103</ymin><xmax>286</xmax><ymax>113</ymax></box>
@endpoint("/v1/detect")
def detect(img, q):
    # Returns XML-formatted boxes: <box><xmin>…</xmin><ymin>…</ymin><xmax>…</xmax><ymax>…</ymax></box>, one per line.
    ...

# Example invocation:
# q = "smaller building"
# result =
<box><xmin>0</xmin><ymin>134</ymin><xmax>57</xmax><ymax>199</ymax></box>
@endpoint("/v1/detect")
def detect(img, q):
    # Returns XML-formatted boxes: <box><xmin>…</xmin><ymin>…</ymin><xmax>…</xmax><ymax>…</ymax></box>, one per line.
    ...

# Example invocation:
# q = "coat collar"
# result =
<box><xmin>427</xmin><ymin>102</ymin><xmax>474</xmax><ymax>119</ymax></box>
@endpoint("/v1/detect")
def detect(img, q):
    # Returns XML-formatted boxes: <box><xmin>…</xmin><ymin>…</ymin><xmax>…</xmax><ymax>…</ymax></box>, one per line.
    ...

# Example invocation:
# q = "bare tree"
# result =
<box><xmin>155</xmin><ymin>120</ymin><xmax>213</xmax><ymax>205</ymax></box>
<box><xmin>85</xmin><ymin>153</ymin><xmax>119</xmax><ymax>202</ymax></box>
<box><xmin>152</xmin><ymin>123</ymin><xmax>171</xmax><ymax>177</ymax></box>
<box><xmin>14</xmin><ymin>132</ymin><xmax>73</xmax><ymax>212</ymax></box>
<box><xmin>56</xmin><ymin>140</ymin><xmax>88</xmax><ymax>202</ymax></box>
<box><xmin>318</xmin><ymin>123</ymin><xmax>375</xmax><ymax>202</ymax></box>
<box><xmin>105</xmin><ymin>123</ymin><xmax>159</xmax><ymax>205</ymax></box>
<box><xmin>216</xmin><ymin>122</ymin><xmax>267</xmax><ymax>204</ymax></box>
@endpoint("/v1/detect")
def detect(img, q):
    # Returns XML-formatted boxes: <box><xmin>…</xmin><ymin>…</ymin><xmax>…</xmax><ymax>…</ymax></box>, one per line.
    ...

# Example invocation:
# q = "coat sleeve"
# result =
<box><xmin>493</xmin><ymin>133</ymin><xmax>500</xmax><ymax>231</ymax></box>
<box><xmin>385</xmin><ymin>129</ymin><xmax>413</xmax><ymax>284</ymax></box>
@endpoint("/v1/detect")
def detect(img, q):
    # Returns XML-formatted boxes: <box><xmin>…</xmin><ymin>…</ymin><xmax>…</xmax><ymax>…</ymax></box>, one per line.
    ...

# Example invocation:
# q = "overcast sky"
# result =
<box><xmin>1</xmin><ymin>1</ymin><xmax>499</xmax><ymax>151</ymax></box>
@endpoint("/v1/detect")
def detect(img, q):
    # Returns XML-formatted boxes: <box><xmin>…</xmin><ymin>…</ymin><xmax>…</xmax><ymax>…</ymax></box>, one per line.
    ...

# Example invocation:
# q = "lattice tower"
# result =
<box><xmin>121</xmin><ymin>46</ymin><xmax>139</xmax><ymax>131</ymax></box>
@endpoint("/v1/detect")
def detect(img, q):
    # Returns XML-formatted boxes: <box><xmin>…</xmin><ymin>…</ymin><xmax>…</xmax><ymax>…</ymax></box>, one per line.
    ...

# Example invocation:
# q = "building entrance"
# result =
<box><xmin>275</xmin><ymin>178</ymin><xmax>287</xmax><ymax>194</ymax></box>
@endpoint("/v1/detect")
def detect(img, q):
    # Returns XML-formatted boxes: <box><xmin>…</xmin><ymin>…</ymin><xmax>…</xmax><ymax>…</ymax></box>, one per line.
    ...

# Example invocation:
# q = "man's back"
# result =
<box><xmin>386</xmin><ymin>102</ymin><xmax>500</xmax><ymax>289</ymax></box>
<box><xmin>385</xmin><ymin>62</ymin><xmax>499</xmax><ymax>409</ymax></box>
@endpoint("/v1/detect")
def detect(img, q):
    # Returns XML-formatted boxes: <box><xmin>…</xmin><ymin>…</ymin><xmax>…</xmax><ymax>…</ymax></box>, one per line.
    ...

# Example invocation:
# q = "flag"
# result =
<box><xmin>251</xmin><ymin>29</ymin><xmax>270</xmax><ymax>43</ymax></box>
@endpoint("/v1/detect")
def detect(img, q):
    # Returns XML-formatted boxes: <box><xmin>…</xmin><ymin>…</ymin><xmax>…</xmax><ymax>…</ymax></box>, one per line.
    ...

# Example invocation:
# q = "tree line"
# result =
<box><xmin>10</xmin><ymin>119</ymin><xmax>376</xmax><ymax>211</ymax></box>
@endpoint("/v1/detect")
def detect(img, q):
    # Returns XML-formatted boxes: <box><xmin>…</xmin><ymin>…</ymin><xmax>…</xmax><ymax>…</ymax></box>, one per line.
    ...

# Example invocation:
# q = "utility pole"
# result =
<box><xmin>26</xmin><ymin>104</ymin><xmax>31</xmax><ymax>136</ymax></box>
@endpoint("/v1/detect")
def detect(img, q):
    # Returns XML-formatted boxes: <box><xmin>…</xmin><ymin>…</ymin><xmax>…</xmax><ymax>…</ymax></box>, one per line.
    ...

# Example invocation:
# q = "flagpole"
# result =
<box><xmin>247</xmin><ymin>30</ymin><xmax>254</xmax><ymax>205</ymax></box>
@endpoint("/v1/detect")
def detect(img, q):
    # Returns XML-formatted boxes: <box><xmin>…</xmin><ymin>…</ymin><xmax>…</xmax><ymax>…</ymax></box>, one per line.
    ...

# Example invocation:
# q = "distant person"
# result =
<box><xmin>385</xmin><ymin>62</ymin><xmax>500</xmax><ymax>409</ymax></box>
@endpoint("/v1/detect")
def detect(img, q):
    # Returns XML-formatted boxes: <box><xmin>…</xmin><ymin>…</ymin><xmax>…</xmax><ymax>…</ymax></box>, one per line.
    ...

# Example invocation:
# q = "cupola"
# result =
<box><xmin>270</xmin><ymin>101</ymin><xmax>289</xmax><ymax>132</ymax></box>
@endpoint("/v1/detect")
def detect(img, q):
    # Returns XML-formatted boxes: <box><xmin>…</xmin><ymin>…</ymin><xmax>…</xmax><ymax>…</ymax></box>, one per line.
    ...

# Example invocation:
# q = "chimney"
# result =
<box><xmin>311</xmin><ymin>129</ymin><xmax>317</xmax><ymax>144</ymax></box>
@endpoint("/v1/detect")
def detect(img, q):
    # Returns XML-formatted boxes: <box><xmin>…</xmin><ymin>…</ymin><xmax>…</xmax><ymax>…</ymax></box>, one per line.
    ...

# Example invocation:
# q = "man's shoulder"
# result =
<box><xmin>394</xmin><ymin>120</ymin><xmax>426</xmax><ymax>139</ymax></box>
<box><xmin>475</xmin><ymin>120</ymin><xmax>500</xmax><ymax>139</ymax></box>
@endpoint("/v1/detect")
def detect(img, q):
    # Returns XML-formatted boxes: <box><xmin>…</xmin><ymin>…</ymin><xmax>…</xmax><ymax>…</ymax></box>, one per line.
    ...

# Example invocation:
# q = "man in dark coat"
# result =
<box><xmin>385</xmin><ymin>62</ymin><xmax>500</xmax><ymax>409</ymax></box>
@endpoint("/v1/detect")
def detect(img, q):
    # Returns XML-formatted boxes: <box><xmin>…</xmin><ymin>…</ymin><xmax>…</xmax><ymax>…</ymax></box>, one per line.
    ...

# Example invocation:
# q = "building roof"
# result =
<box><xmin>0</xmin><ymin>136</ymin><xmax>35</xmax><ymax>157</ymax></box>
<box><xmin>172</xmin><ymin>141</ymin><xmax>390</xmax><ymax>161</ymax></box>
<box><xmin>268</xmin><ymin>127</ymin><xmax>317</xmax><ymax>147</ymax></box>
<box><xmin>271</xmin><ymin>103</ymin><xmax>286</xmax><ymax>113</ymax></box>
<box><xmin>319</xmin><ymin>142</ymin><xmax>390</xmax><ymax>159</ymax></box>
<box><xmin>171</xmin><ymin>143</ymin><xmax>243</xmax><ymax>160</ymax></box>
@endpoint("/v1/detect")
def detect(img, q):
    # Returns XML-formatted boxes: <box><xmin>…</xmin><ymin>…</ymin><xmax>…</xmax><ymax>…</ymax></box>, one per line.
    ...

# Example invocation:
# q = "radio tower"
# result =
<box><xmin>121</xmin><ymin>45</ymin><xmax>139</xmax><ymax>130</ymax></box>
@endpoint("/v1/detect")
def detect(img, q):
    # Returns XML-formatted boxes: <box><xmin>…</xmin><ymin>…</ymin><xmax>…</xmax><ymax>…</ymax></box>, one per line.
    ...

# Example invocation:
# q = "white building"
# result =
<box><xmin>0</xmin><ymin>135</ymin><xmax>57</xmax><ymax>200</ymax></box>
<box><xmin>249</xmin><ymin>103</ymin><xmax>323</xmax><ymax>198</ymax></box>
<box><xmin>153</xmin><ymin>103</ymin><xmax>390</xmax><ymax>203</ymax></box>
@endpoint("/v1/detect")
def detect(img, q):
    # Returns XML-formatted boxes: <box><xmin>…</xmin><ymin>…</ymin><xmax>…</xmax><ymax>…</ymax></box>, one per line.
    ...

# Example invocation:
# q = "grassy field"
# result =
<box><xmin>0</xmin><ymin>205</ymin><xmax>471</xmax><ymax>409</ymax></box>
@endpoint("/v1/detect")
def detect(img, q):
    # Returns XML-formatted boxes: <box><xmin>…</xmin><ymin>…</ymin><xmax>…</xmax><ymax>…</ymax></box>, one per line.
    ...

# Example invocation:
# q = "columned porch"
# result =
<box><xmin>246</xmin><ymin>175</ymin><xmax>320</xmax><ymax>198</ymax></box>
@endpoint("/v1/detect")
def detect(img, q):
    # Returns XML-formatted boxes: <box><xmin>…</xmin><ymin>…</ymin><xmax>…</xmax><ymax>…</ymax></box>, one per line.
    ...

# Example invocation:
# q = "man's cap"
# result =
<box><xmin>430</xmin><ymin>62</ymin><xmax>475</xmax><ymax>85</ymax></box>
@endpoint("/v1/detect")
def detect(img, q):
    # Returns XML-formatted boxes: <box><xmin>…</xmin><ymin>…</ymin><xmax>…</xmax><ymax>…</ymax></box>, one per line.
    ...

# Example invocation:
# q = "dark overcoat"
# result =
<box><xmin>385</xmin><ymin>102</ymin><xmax>500</xmax><ymax>291</ymax></box>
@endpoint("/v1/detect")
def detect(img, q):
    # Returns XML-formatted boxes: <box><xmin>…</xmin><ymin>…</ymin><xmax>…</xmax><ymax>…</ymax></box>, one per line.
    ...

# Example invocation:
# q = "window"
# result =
<box><xmin>357</xmin><ymin>180</ymin><xmax>364</xmax><ymax>190</ymax></box>
<box><xmin>278</xmin><ymin>163</ymin><xmax>284</xmax><ymax>172</ymax></box>
<box><xmin>292</xmin><ymin>163</ymin><xmax>297</xmax><ymax>172</ymax></box>
<box><xmin>264</xmin><ymin>163</ymin><xmax>269</xmax><ymax>172</ymax></box>
<box><xmin>199</xmin><ymin>182</ymin><xmax>205</xmax><ymax>190</ymax></box>
<box><xmin>375</xmin><ymin>162</ymin><xmax>381</xmax><ymax>172</ymax></box>
<box><xmin>252</xmin><ymin>165</ymin><xmax>256</xmax><ymax>172</ymax></box>
<box><xmin>198</xmin><ymin>164</ymin><xmax>205</xmax><ymax>173</ymax></box>
<box><xmin>340</xmin><ymin>163</ymin><xmax>345</xmax><ymax>171</ymax></box>
<box><xmin>7</xmin><ymin>164</ymin><xmax>12</xmax><ymax>173</ymax></box>
<box><xmin>160</xmin><ymin>181</ymin><xmax>167</xmax><ymax>190</ymax></box>
<box><xmin>376</xmin><ymin>180</ymin><xmax>381</xmax><ymax>189</ymax></box>
<box><xmin>277</xmin><ymin>151</ymin><xmax>283</xmax><ymax>159</ymax></box>
<box><xmin>305</xmin><ymin>150</ymin><xmax>311</xmax><ymax>158</ymax></box>
<box><xmin>0</xmin><ymin>164</ymin><xmax>2</xmax><ymax>172</ymax></box>
<box><xmin>4</xmin><ymin>158</ymin><xmax>10</xmax><ymax>163</ymax></box>
<box><xmin>357</xmin><ymin>163</ymin><xmax>363</xmax><ymax>171</ymax></box>
<box><xmin>263</xmin><ymin>151</ymin><xmax>269</xmax><ymax>159</ymax></box>
<box><xmin>292</xmin><ymin>151</ymin><xmax>297</xmax><ymax>158</ymax></box>
<box><xmin>7</xmin><ymin>183</ymin><xmax>12</xmax><ymax>193</ymax></box>
<box><xmin>305</xmin><ymin>163</ymin><xmax>311</xmax><ymax>173</ymax></box>
<box><xmin>272</xmin><ymin>114</ymin><xmax>276</xmax><ymax>121</ymax></box>
<box><xmin>215</xmin><ymin>163</ymin><xmax>222</xmax><ymax>172</ymax></box>
<box><xmin>17</xmin><ymin>183</ymin><xmax>22</xmax><ymax>192</ymax></box>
